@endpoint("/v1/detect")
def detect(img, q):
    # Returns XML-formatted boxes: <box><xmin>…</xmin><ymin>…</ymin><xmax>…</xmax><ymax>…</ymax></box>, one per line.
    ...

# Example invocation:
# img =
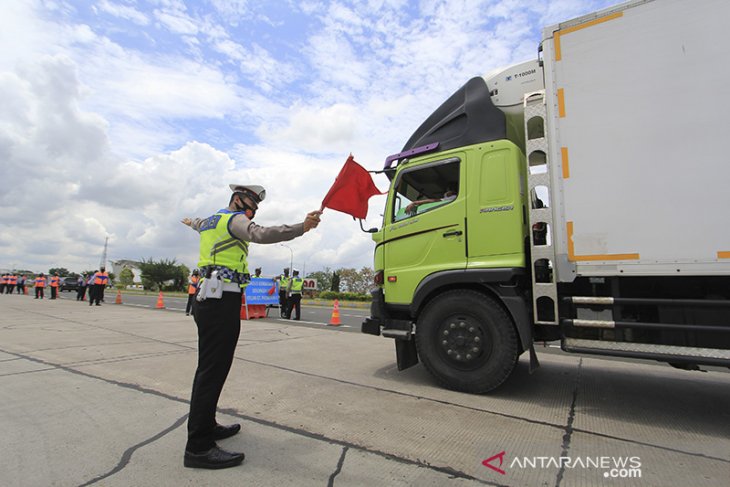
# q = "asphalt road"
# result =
<box><xmin>56</xmin><ymin>290</ymin><xmax>367</xmax><ymax>331</ymax></box>
<box><xmin>56</xmin><ymin>289</ymin><xmax>729</xmax><ymax>372</ymax></box>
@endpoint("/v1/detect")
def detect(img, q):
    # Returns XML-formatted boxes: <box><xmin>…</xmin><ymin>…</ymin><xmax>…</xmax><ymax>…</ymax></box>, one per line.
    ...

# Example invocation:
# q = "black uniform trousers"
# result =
<box><xmin>185</xmin><ymin>293</ymin><xmax>195</xmax><ymax>314</ymax></box>
<box><xmin>89</xmin><ymin>284</ymin><xmax>105</xmax><ymax>305</ymax></box>
<box><xmin>50</xmin><ymin>286</ymin><xmax>58</xmax><ymax>299</ymax></box>
<box><xmin>287</xmin><ymin>293</ymin><xmax>302</xmax><ymax>320</ymax></box>
<box><xmin>186</xmin><ymin>291</ymin><xmax>241</xmax><ymax>453</ymax></box>
<box><xmin>278</xmin><ymin>290</ymin><xmax>288</xmax><ymax>317</ymax></box>
<box><xmin>77</xmin><ymin>286</ymin><xmax>86</xmax><ymax>301</ymax></box>
<box><xmin>35</xmin><ymin>287</ymin><xmax>44</xmax><ymax>299</ymax></box>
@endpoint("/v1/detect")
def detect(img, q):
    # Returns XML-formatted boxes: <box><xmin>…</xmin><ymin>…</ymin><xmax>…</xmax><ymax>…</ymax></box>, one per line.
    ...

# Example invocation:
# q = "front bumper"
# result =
<box><xmin>361</xmin><ymin>288</ymin><xmax>419</xmax><ymax>370</ymax></box>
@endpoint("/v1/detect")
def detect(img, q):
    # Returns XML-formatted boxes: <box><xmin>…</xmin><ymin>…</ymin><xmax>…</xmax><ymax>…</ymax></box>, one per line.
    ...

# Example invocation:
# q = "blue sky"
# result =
<box><xmin>0</xmin><ymin>0</ymin><xmax>615</xmax><ymax>275</ymax></box>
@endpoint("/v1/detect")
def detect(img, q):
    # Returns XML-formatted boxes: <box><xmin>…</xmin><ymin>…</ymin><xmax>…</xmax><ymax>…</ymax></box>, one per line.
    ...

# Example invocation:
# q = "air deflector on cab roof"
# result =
<box><xmin>401</xmin><ymin>77</ymin><xmax>506</xmax><ymax>154</ymax></box>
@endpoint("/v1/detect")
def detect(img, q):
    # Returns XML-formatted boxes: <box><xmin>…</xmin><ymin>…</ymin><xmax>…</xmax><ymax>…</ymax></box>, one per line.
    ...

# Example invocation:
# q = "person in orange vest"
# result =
<box><xmin>34</xmin><ymin>273</ymin><xmax>46</xmax><ymax>299</ymax></box>
<box><xmin>186</xmin><ymin>269</ymin><xmax>200</xmax><ymax>316</ymax></box>
<box><xmin>90</xmin><ymin>267</ymin><xmax>109</xmax><ymax>306</ymax></box>
<box><xmin>6</xmin><ymin>274</ymin><xmax>18</xmax><ymax>294</ymax></box>
<box><xmin>49</xmin><ymin>273</ymin><xmax>60</xmax><ymax>299</ymax></box>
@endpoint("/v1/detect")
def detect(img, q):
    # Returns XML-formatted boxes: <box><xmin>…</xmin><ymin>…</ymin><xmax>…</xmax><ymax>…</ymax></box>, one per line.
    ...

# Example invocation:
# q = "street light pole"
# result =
<box><xmin>280</xmin><ymin>244</ymin><xmax>293</xmax><ymax>274</ymax></box>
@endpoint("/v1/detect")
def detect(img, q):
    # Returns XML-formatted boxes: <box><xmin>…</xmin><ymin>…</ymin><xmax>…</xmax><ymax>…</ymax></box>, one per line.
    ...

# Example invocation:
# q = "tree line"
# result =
<box><xmin>132</xmin><ymin>261</ymin><xmax>375</xmax><ymax>296</ymax></box>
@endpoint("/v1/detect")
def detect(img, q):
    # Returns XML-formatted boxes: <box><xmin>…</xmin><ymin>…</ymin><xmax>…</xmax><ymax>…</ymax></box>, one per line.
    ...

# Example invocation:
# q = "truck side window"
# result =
<box><xmin>392</xmin><ymin>160</ymin><xmax>460</xmax><ymax>222</ymax></box>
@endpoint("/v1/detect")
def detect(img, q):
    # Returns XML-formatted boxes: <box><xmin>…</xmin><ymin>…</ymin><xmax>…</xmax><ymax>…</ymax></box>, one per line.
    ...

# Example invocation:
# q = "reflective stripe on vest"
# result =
<box><xmin>35</xmin><ymin>278</ymin><xmax>46</xmax><ymax>287</ymax></box>
<box><xmin>50</xmin><ymin>277</ymin><xmax>59</xmax><ymax>287</ymax></box>
<box><xmin>197</xmin><ymin>210</ymin><xmax>249</xmax><ymax>284</ymax></box>
<box><xmin>290</xmin><ymin>278</ymin><xmax>304</xmax><ymax>293</ymax></box>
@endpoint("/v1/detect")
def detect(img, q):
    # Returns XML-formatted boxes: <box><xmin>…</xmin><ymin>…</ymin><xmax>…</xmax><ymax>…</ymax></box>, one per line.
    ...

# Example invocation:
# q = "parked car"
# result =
<box><xmin>60</xmin><ymin>277</ymin><xmax>78</xmax><ymax>292</ymax></box>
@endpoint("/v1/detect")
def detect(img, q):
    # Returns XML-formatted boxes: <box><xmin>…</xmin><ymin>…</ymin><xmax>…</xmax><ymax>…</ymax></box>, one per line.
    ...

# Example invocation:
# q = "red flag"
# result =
<box><xmin>267</xmin><ymin>285</ymin><xmax>276</xmax><ymax>296</ymax></box>
<box><xmin>321</xmin><ymin>155</ymin><xmax>384</xmax><ymax>219</ymax></box>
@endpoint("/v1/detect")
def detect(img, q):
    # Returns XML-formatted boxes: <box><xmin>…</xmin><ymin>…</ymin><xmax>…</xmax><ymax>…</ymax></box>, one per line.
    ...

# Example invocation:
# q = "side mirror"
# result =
<box><xmin>359</xmin><ymin>220</ymin><xmax>379</xmax><ymax>233</ymax></box>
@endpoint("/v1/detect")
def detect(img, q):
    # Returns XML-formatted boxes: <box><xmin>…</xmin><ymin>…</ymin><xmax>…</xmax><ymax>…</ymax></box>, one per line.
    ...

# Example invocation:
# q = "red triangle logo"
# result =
<box><xmin>482</xmin><ymin>451</ymin><xmax>506</xmax><ymax>475</ymax></box>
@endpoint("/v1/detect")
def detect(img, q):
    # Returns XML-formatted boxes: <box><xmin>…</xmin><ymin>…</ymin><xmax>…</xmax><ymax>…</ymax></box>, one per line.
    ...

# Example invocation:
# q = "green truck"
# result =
<box><xmin>362</xmin><ymin>0</ymin><xmax>730</xmax><ymax>392</ymax></box>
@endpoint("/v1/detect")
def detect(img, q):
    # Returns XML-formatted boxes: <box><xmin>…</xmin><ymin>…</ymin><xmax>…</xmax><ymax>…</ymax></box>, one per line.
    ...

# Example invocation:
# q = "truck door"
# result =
<box><xmin>465</xmin><ymin>143</ymin><xmax>526</xmax><ymax>268</ymax></box>
<box><xmin>383</xmin><ymin>156</ymin><xmax>465</xmax><ymax>304</ymax></box>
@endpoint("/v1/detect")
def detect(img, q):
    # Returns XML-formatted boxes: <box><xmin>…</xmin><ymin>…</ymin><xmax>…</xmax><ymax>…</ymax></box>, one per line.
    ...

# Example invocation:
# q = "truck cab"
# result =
<box><xmin>364</xmin><ymin>75</ymin><xmax>537</xmax><ymax>392</ymax></box>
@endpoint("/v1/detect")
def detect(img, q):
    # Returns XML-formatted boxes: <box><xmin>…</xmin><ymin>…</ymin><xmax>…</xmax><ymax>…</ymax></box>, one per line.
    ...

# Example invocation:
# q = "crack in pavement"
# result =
<box><xmin>0</xmin><ymin>347</ymin><xmax>501</xmax><ymax>486</ymax></box>
<box><xmin>77</xmin><ymin>413</ymin><xmax>188</xmax><ymax>486</ymax></box>
<box><xmin>555</xmin><ymin>358</ymin><xmax>582</xmax><ymax>487</ymax></box>
<box><xmin>328</xmin><ymin>446</ymin><xmax>348</xmax><ymax>487</ymax></box>
<box><xmin>2</xmin><ymin>312</ymin><xmax>729</xmax><ymax>469</ymax></box>
<box><xmin>4</xmin><ymin>308</ymin><xmax>730</xmax><ymax>469</ymax></box>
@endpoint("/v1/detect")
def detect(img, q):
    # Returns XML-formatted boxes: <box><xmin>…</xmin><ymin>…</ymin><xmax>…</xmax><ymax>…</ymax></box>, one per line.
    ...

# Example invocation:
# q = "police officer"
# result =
<box><xmin>90</xmin><ymin>267</ymin><xmax>109</xmax><ymax>306</ymax></box>
<box><xmin>286</xmin><ymin>269</ymin><xmax>304</xmax><ymax>320</ymax></box>
<box><xmin>77</xmin><ymin>274</ymin><xmax>88</xmax><ymax>301</ymax></box>
<box><xmin>180</xmin><ymin>183</ymin><xmax>321</xmax><ymax>469</ymax></box>
<box><xmin>277</xmin><ymin>268</ymin><xmax>290</xmax><ymax>318</ymax></box>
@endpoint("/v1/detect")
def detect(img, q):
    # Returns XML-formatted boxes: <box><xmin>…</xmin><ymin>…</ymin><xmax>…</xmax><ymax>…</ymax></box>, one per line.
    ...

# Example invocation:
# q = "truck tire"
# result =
<box><xmin>415</xmin><ymin>290</ymin><xmax>518</xmax><ymax>393</ymax></box>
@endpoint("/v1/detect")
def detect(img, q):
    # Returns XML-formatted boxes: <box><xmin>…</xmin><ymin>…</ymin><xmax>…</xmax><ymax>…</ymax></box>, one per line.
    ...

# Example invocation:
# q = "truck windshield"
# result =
<box><xmin>392</xmin><ymin>159</ymin><xmax>460</xmax><ymax>222</ymax></box>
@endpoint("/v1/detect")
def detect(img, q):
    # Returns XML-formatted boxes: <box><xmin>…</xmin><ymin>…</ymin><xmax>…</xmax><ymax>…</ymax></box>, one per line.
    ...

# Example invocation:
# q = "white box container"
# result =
<box><xmin>541</xmin><ymin>0</ymin><xmax>730</xmax><ymax>280</ymax></box>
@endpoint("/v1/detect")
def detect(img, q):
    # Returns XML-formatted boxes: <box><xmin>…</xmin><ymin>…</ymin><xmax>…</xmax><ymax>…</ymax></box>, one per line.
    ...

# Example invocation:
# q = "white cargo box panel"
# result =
<box><xmin>541</xmin><ymin>0</ymin><xmax>730</xmax><ymax>280</ymax></box>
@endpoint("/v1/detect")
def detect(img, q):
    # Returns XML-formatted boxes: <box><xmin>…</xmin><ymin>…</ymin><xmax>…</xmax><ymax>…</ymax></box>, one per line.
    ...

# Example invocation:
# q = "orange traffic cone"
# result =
<box><xmin>156</xmin><ymin>291</ymin><xmax>165</xmax><ymax>309</ymax></box>
<box><xmin>23</xmin><ymin>286</ymin><xmax>28</xmax><ymax>295</ymax></box>
<box><xmin>328</xmin><ymin>299</ymin><xmax>341</xmax><ymax>326</ymax></box>
<box><xmin>115</xmin><ymin>290</ymin><xmax>122</xmax><ymax>304</ymax></box>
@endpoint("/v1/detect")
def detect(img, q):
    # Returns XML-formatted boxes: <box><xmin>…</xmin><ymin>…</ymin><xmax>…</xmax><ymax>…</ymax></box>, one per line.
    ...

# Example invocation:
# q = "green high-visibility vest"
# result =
<box><xmin>290</xmin><ymin>278</ymin><xmax>303</xmax><ymax>293</ymax></box>
<box><xmin>278</xmin><ymin>276</ymin><xmax>289</xmax><ymax>288</ymax></box>
<box><xmin>197</xmin><ymin>210</ymin><xmax>249</xmax><ymax>283</ymax></box>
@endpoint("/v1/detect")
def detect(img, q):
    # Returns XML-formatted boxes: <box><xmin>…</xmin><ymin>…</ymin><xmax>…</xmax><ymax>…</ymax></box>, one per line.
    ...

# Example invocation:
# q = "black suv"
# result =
<box><xmin>60</xmin><ymin>277</ymin><xmax>79</xmax><ymax>292</ymax></box>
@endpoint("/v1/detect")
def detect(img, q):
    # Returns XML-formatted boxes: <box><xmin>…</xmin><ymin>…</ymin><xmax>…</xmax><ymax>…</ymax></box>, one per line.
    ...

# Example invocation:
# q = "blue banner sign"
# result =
<box><xmin>245</xmin><ymin>278</ymin><xmax>279</xmax><ymax>305</ymax></box>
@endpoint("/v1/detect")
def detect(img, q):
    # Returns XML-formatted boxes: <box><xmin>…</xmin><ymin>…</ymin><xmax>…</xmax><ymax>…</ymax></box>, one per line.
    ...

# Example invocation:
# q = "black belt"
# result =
<box><xmin>200</xmin><ymin>266</ymin><xmax>250</xmax><ymax>284</ymax></box>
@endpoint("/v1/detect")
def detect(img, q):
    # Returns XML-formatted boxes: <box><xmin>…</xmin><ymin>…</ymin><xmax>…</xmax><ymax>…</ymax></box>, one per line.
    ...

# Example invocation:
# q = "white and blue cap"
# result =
<box><xmin>229</xmin><ymin>184</ymin><xmax>266</xmax><ymax>203</ymax></box>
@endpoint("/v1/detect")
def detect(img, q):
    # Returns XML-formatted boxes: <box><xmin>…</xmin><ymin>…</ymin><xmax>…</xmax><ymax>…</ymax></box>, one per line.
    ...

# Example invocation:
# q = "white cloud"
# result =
<box><xmin>0</xmin><ymin>0</ymin><xmax>616</xmax><ymax>275</ymax></box>
<box><xmin>95</xmin><ymin>0</ymin><xmax>150</xmax><ymax>26</ymax></box>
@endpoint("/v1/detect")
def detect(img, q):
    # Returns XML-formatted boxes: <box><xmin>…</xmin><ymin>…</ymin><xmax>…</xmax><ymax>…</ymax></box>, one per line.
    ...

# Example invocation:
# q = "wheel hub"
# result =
<box><xmin>439</xmin><ymin>319</ymin><xmax>487</xmax><ymax>365</ymax></box>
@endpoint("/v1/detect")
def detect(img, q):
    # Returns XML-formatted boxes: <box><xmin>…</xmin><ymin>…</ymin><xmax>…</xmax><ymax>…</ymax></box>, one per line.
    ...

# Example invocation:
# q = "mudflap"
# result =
<box><xmin>395</xmin><ymin>339</ymin><xmax>419</xmax><ymax>371</ymax></box>
<box><xmin>528</xmin><ymin>344</ymin><xmax>540</xmax><ymax>374</ymax></box>
<box><xmin>362</xmin><ymin>317</ymin><xmax>381</xmax><ymax>336</ymax></box>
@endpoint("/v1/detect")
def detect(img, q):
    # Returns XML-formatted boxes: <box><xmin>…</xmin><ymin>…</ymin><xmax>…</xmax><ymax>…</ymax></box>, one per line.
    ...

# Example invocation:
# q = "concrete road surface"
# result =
<box><xmin>1</xmin><ymin>293</ymin><xmax>729</xmax><ymax>486</ymax></box>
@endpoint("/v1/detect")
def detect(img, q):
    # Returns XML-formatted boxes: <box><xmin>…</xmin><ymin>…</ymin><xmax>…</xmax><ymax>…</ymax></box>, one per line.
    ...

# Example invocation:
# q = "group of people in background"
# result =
<box><xmin>0</xmin><ymin>268</ymin><xmax>109</xmax><ymax>305</ymax></box>
<box><xmin>184</xmin><ymin>266</ymin><xmax>304</xmax><ymax>320</ymax></box>
<box><xmin>277</xmin><ymin>267</ymin><xmax>304</xmax><ymax>320</ymax></box>
<box><xmin>0</xmin><ymin>273</ymin><xmax>27</xmax><ymax>294</ymax></box>
<box><xmin>80</xmin><ymin>267</ymin><xmax>109</xmax><ymax>306</ymax></box>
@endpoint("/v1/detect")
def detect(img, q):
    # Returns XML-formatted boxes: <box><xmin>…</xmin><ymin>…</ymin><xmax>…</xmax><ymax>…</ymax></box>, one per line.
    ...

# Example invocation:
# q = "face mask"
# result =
<box><xmin>235</xmin><ymin>196</ymin><xmax>257</xmax><ymax>219</ymax></box>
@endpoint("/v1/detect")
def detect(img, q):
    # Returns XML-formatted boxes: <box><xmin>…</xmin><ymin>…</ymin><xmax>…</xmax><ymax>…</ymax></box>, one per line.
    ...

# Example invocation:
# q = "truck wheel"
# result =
<box><xmin>415</xmin><ymin>290</ymin><xmax>518</xmax><ymax>393</ymax></box>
